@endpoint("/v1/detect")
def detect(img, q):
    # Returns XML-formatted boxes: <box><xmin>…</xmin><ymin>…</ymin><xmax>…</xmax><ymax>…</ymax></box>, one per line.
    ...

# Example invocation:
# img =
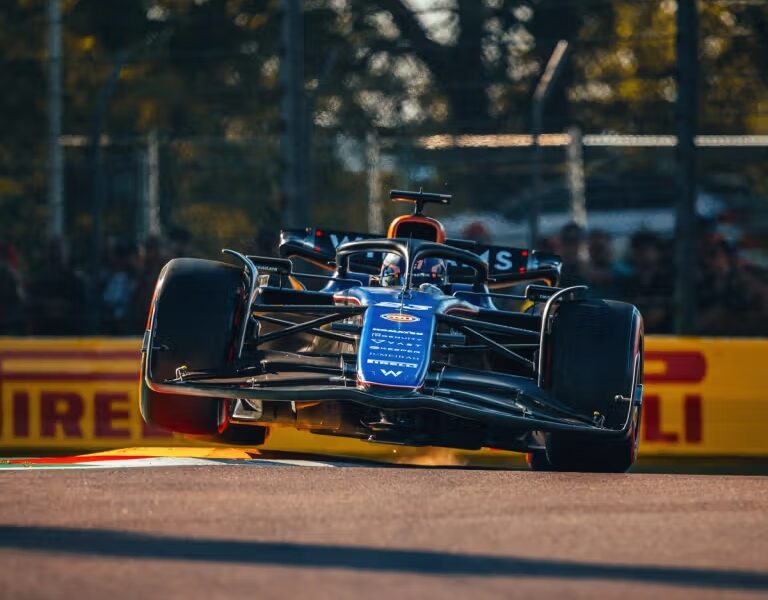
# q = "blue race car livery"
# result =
<box><xmin>141</xmin><ymin>190</ymin><xmax>644</xmax><ymax>472</ymax></box>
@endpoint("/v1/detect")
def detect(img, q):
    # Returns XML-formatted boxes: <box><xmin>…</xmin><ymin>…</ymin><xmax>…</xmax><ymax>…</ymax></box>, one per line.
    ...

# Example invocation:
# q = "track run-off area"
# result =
<box><xmin>1</xmin><ymin>448</ymin><xmax>768</xmax><ymax>599</ymax></box>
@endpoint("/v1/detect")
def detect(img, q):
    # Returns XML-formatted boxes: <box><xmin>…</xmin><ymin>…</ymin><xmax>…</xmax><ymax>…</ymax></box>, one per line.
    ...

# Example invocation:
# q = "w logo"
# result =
<box><xmin>380</xmin><ymin>369</ymin><xmax>403</xmax><ymax>377</ymax></box>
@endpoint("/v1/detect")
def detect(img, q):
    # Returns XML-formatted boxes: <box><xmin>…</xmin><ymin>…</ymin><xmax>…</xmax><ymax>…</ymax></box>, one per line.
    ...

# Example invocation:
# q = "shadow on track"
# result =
<box><xmin>1</xmin><ymin>525</ymin><xmax>766</xmax><ymax>591</ymax></box>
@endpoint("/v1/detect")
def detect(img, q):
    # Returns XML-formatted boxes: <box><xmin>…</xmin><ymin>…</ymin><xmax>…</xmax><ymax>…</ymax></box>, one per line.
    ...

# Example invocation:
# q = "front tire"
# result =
<box><xmin>533</xmin><ymin>299</ymin><xmax>643</xmax><ymax>473</ymax></box>
<box><xmin>140</xmin><ymin>257</ymin><xmax>268</xmax><ymax>445</ymax></box>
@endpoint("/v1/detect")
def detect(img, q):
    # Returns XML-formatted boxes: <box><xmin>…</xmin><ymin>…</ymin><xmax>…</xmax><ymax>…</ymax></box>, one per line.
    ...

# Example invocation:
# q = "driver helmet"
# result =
<box><xmin>379</xmin><ymin>253</ymin><xmax>448</xmax><ymax>288</ymax></box>
<box><xmin>412</xmin><ymin>256</ymin><xmax>448</xmax><ymax>287</ymax></box>
<box><xmin>380</xmin><ymin>253</ymin><xmax>405</xmax><ymax>287</ymax></box>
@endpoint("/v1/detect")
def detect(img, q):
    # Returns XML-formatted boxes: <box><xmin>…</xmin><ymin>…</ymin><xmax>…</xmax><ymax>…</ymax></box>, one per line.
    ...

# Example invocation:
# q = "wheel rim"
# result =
<box><xmin>629</xmin><ymin>337</ymin><xmax>644</xmax><ymax>459</ymax></box>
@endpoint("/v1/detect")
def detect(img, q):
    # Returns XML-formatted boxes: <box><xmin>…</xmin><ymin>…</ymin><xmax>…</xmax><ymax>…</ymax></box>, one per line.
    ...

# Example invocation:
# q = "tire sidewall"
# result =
<box><xmin>543</xmin><ymin>300</ymin><xmax>644</xmax><ymax>472</ymax></box>
<box><xmin>140</xmin><ymin>258</ymin><xmax>245</xmax><ymax>435</ymax></box>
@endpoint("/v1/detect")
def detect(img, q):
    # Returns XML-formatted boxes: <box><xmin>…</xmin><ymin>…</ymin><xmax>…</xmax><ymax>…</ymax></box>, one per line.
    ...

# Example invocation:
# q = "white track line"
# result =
<box><xmin>0</xmin><ymin>457</ymin><xmax>361</xmax><ymax>471</ymax></box>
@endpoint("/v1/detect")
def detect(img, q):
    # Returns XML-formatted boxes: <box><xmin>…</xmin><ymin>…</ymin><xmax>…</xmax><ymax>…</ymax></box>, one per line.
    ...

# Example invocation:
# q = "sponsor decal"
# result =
<box><xmin>376</xmin><ymin>302</ymin><xmax>430</xmax><ymax>311</ymax></box>
<box><xmin>450</xmin><ymin>248</ymin><xmax>522</xmax><ymax>272</ymax></box>
<box><xmin>367</xmin><ymin>359</ymin><xmax>418</xmax><ymax>368</ymax></box>
<box><xmin>380</xmin><ymin>369</ymin><xmax>403</xmax><ymax>377</ymax></box>
<box><xmin>381</xmin><ymin>312</ymin><xmax>420</xmax><ymax>323</ymax></box>
<box><xmin>372</xmin><ymin>327</ymin><xmax>423</xmax><ymax>336</ymax></box>
<box><xmin>329</xmin><ymin>233</ymin><xmax>365</xmax><ymax>248</ymax></box>
<box><xmin>641</xmin><ymin>350</ymin><xmax>706</xmax><ymax>445</ymax></box>
<box><xmin>0</xmin><ymin>342</ymin><xmax>178</xmax><ymax>449</ymax></box>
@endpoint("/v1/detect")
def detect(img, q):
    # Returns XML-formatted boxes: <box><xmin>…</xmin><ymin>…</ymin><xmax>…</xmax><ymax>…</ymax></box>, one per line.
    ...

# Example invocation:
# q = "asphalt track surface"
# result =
<box><xmin>1</xmin><ymin>462</ymin><xmax>768</xmax><ymax>599</ymax></box>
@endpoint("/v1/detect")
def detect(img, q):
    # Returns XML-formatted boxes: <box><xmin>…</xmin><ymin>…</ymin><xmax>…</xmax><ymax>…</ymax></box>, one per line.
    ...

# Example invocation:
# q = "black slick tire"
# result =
<box><xmin>533</xmin><ymin>299</ymin><xmax>643</xmax><ymax>473</ymax></box>
<box><xmin>140</xmin><ymin>257</ymin><xmax>268</xmax><ymax>445</ymax></box>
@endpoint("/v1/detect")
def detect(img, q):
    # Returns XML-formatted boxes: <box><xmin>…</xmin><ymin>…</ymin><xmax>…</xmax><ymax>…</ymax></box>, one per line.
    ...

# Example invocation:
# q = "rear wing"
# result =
<box><xmin>279</xmin><ymin>228</ymin><xmax>561</xmax><ymax>286</ymax></box>
<box><xmin>279</xmin><ymin>228</ymin><xmax>382</xmax><ymax>273</ymax></box>
<box><xmin>445</xmin><ymin>238</ymin><xmax>561</xmax><ymax>288</ymax></box>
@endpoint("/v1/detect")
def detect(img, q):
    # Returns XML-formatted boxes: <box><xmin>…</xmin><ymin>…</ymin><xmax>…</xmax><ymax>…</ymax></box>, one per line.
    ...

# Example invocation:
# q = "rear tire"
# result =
<box><xmin>140</xmin><ymin>258</ymin><xmax>268</xmax><ymax>445</ymax></box>
<box><xmin>535</xmin><ymin>299</ymin><xmax>643</xmax><ymax>473</ymax></box>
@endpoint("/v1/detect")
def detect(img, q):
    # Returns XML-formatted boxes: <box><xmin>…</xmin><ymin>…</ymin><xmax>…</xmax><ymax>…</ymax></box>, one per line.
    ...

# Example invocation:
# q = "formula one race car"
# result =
<box><xmin>141</xmin><ymin>190</ymin><xmax>644</xmax><ymax>472</ymax></box>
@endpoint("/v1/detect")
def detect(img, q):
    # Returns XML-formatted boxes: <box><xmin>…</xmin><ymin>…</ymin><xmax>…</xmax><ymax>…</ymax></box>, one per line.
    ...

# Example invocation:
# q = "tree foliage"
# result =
<box><xmin>0</xmin><ymin>0</ymin><xmax>766</xmax><ymax>254</ymax></box>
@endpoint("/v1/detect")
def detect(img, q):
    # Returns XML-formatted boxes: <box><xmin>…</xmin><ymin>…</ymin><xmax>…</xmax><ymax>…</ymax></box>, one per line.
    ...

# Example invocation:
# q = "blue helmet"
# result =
<box><xmin>380</xmin><ymin>253</ymin><xmax>405</xmax><ymax>287</ymax></box>
<box><xmin>379</xmin><ymin>253</ymin><xmax>448</xmax><ymax>288</ymax></box>
<box><xmin>412</xmin><ymin>256</ymin><xmax>448</xmax><ymax>287</ymax></box>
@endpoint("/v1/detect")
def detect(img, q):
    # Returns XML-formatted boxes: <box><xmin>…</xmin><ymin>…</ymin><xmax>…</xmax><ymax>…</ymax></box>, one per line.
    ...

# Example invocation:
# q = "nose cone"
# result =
<box><xmin>356</xmin><ymin>294</ymin><xmax>437</xmax><ymax>391</ymax></box>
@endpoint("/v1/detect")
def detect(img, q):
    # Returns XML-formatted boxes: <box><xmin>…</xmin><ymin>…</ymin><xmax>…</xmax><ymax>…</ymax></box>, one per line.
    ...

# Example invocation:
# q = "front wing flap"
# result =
<box><xmin>143</xmin><ymin>350</ymin><xmax>637</xmax><ymax>440</ymax></box>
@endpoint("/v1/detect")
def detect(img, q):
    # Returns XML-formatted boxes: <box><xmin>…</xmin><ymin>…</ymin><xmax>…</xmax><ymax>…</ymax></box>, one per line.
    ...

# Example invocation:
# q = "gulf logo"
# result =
<box><xmin>381</xmin><ymin>313</ymin><xmax>420</xmax><ymax>323</ymax></box>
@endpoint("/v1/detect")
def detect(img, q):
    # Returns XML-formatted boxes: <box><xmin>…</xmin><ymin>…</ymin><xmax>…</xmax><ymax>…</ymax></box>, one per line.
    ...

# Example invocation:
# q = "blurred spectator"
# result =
<box><xmin>618</xmin><ymin>231</ymin><xmax>674</xmax><ymax>333</ymax></box>
<box><xmin>0</xmin><ymin>241</ymin><xmax>20</xmax><ymax>270</ymax></box>
<box><xmin>252</xmin><ymin>229</ymin><xmax>280</xmax><ymax>258</ymax></box>
<box><xmin>168</xmin><ymin>225</ymin><xmax>193</xmax><ymax>257</ymax></box>
<box><xmin>742</xmin><ymin>265</ymin><xmax>768</xmax><ymax>336</ymax></box>
<box><xmin>132</xmin><ymin>236</ymin><xmax>169</xmax><ymax>331</ymax></box>
<box><xmin>8</xmin><ymin>224</ymin><xmax>768</xmax><ymax>339</ymax></box>
<box><xmin>584</xmin><ymin>229</ymin><xmax>622</xmax><ymax>299</ymax></box>
<box><xmin>0</xmin><ymin>242</ymin><xmax>24</xmax><ymax>334</ymax></box>
<box><xmin>462</xmin><ymin>221</ymin><xmax>491</xmax><ymax>244</ymax></box>
<box><xmin>101</xmin><ymin>239</ymin><xmax>139</xmax><ymax>335</ymax></box>
<box><xmin>535</xmin><ymin>235</ymin><xmax>558</xmax><ymax>254</ymax></box>
<box><xmin>25</xmin><ymin>238</ymin><xmax>88</xmax><ymax>335</ymax></box>
<box><xmin>695</xmin><ymin>235</ymin><xmax>768</xmax><ymax>335</ymax></box>
<box><xmin>557</xmin><ymin>222</ymin><xmax>589</xmax><ymax>288</ymax></box>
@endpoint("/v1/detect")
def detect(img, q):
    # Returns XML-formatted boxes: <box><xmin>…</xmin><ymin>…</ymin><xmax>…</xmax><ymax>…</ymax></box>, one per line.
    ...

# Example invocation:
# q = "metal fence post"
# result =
<box><xmin>47</xmin><ymin>0</ymin><xmax>64</xmax><ymax>240</ymax></box>
<box><xmin>280</xmin><ymin>0</ymin><xmax>308</xmax><ymax>228</ymax></box>
<box><xmin>529</xmin><ymin>40</ymin><xmax>569</xmax><ymax>248</ymax></box>
<box><xmin>566</xmin><ymin>125</ymin><xmax>586</xmax><ymax>228</ymax></box>
<box><xmin>674</xmin><ymin>0</ymin><xmax>699</xmax><ymax>334</ymax></box>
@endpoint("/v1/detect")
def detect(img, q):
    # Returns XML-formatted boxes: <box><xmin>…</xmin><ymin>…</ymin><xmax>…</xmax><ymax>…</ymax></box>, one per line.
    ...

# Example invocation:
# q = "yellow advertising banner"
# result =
<box><xmin>641</xmin><ymin>337</ymin><xmax>768</xmax><ymax>456</ymax></box>
<box><xmin>1</xmin><ymin>336</ymin><xmax>766</xmax><ymax>456</ymax></box>
<box><xmin>0</xmin><ymin>338</ymin><xmax>179</xmax><ymax>449</ymax></box>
